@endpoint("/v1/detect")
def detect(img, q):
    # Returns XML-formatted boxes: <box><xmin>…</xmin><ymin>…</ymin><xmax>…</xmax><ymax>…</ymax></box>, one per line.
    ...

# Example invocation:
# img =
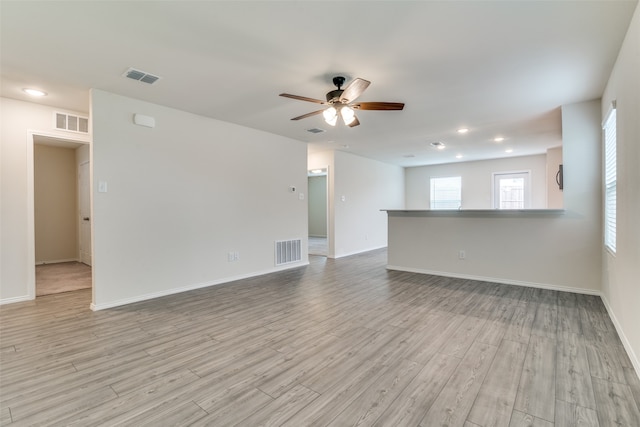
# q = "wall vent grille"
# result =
<box><xmin>307</xmin><ymin>128</ymin><xmax>325</xmax><ymax>134</ymax></box>
<box><xmin>275</xmin><ymin>239</ymin><xmax>302</xmax><ymax>266</ymax></box>
<box><xmin>54</xmin><ymin>112</ymin><xmax>89</xmax><ymax>133</ymax></box>
<box><xmin>123</xmin><ymin>67</ymin><xmax>161</xmax><ymax>85</ymax></box>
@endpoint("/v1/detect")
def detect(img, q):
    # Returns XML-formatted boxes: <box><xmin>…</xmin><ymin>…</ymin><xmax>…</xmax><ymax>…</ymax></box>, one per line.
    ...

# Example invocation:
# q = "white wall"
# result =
<box><xmin>333</xmin><ymin>151</ymin><xmax>404</xmax><ymax>257</ymax></box>
<box><xmin>601</xmin><ymin>3</ymin><xmax>640</xmax><ymax>375</ymax></box>
<box><xmin>309</xmin><ymin>150</ymin><xmax>404</xmax><ymax>258</ymax></box>
<box><xmin>405</xmin><ymin>154</ymin><xmax>548</xmax><ymax>210</ymax></box>
<box><xmin>546</xmin><ymin>146</ymin><xmax>564</xmax><ymax>209</ymax></box>
<box><xmin>388</xmin><ymin>99</ymin><xmax>603</xmax><ymax>294</ymax></box>
<box><xmin>91</xmin><ymin>90</ymin><xmax>308</xmax><ymax>309</ymax></box>
<box><xmin>0</xmin><ymin>97</ymin><xmax>91</xmax><ymax>303</ymax></box>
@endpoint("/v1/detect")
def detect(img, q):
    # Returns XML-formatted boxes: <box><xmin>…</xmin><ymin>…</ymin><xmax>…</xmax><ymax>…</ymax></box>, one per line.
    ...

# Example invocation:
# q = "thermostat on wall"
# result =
<box><xmin>133</xmin><ymin>114</ymin><xmax>155</xmax><ymax>128</ymax></box>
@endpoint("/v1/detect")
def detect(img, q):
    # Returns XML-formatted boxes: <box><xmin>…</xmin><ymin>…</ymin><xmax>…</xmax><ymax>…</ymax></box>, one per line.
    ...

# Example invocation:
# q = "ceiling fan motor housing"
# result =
<box><xmin>326</xmin><ymin>89</ymin><xmax>344</xmax><ymax>102</ymax></box>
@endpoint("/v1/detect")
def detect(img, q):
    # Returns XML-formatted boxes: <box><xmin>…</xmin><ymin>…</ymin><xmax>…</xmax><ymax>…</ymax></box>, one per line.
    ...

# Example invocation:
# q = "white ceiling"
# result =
<box><xmin>1</xmin><ymin>1</ymin><xmax>636</xmax><ymax>167</ymax></box>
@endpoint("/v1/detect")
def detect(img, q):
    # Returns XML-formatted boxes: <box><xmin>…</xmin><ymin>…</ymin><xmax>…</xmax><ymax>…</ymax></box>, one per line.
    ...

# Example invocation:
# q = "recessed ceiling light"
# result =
<box><xmin>505</xmin><ymin>148</ymin><xmax>513</xmax><ymax>153</ymax></box>
<box><xmin>494</xmin><ymin>137</ymin><xmax>505</xmax><ymax>142</ymax></box>
<box><xmin>456</xmin><ymin>154</ymin><xmax>463</xmax><ymax>159</ymax></box>
<box><xmin>430</xmin><ymin>141</ymin><xmax>446</xmax><ymax>149</ymax></box>
<box><xmin>23</xmin><ymin>88</ymin><xmax>47</xmax><ymax>97</ymax></box>
<box><xmin>457</xmin><ymin>128</ymin><xmax>469</xmax><ymax>134</ymax></box>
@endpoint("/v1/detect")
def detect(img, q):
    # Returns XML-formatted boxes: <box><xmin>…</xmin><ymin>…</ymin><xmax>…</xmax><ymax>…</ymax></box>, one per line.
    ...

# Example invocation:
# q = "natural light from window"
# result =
<box><xmin>604</xmin><ymin>104</ymin><xmax>617</xmax><ymax>253</ymax></box>
<box><xmin>430</xmin><ymin>176</ymin><xmax>461</xmax><ymax>210</ymax></box>
<box><xmin>498</xmin><ymin>178</ymin><xmax>525</xmax><ymax>209</ymax></box>
<box><xmin>493</xmin><ymin>171</ymin><xmax>530</xmax><ymax>209</ymax></box>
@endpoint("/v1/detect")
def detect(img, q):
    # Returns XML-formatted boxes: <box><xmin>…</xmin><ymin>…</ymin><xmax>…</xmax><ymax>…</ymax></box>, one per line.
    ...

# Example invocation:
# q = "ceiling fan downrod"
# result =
<box><xmin>327</xmin><ymin>76</ymin><xmax>346</xmax><ymax>103</ymax></box>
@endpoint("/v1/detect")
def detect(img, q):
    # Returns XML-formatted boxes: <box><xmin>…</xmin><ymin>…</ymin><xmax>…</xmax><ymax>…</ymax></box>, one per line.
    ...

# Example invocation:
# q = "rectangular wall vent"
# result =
<box><xmin>275</xmin><ymin>239</ymin><xmax>302</xmax><ymax>266</ymax></box>
<box><xmin>123</xmin><ymin>67</ymin><xmax>161</xmax><ymax>85</ymax></box>
<box><xmin>307</xmin><ymin>128</ymin><xmax>325</xmax><ymax>134</ymax></box>
<box><xmin>54</xmin><ymin>112</ymin><xmax>89</xmax><ymax>133</ymax></box>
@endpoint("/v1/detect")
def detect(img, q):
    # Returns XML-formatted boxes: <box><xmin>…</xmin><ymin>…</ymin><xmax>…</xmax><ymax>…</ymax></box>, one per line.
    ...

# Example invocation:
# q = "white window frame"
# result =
<box><xmin>429</xmin><ymin>176</ymin><xmax>462</xmax><ymax>210</ymax></box>
<box><xmin>603</xmin><ymin>102</ymin><xmax>617</xmax><ymax>254</ymax></box>
<box><xmin>491</xmin><ymin>170</ymin><xmax>531</xmax><ymax>209</ymax></box>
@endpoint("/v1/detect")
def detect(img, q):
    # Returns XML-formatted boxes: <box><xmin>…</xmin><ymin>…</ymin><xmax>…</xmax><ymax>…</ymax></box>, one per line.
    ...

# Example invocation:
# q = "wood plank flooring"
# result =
<box><xmin>308</xmin><ymin>236</ymin><xmax>328</xmax><ymax>256</ymax></box>
<box><xmin>1</xmin><ymin>249</ymin><xmax>639</xmax><ymax>426</ymax></box>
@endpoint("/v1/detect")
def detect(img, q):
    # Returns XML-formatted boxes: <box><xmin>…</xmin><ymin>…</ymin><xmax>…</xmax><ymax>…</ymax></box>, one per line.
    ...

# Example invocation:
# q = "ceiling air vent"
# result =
<box><xmin>123</xmin><ymin>67</ymin><xmax>161</xmax><ymax>85</ymax></box>
<box><xmin>306</xmin><ymin>128</ymin><xmax>325</xmax><ymax>134</ymax></box>
<box><xmin>54</xmin><ymin>112</ymin><xmax>89</xmax><ymax>133</ymax></box>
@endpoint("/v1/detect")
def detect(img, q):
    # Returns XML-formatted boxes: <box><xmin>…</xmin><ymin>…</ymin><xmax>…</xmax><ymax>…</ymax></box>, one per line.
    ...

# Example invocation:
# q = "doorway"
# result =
<box><xmin>308</xmin><ymin>168</ymin><xmax>328</xmax><ymax>256</ymax></box>
<box><xmin>492</xmin><ymin>171</ymin><xmax>531</xmax><ymax>209</ymax></box>
<box><xmin>32</xmin><ymin>135</ymin><xmax>92</xmax><ymax>296</ymax></box>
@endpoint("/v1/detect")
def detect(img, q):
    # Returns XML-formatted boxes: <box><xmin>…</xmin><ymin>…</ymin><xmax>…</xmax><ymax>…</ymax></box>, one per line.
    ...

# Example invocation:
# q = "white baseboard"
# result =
<box><xmin>0</xmin><ymin>295</ymin><xmax>32</xmax><ymax>305</ymax></box>
<box><xmin>600</xmin><ymin>295</ymin><xmax>640</xmax><ymax>381</ymax></box>
<box><xmin>36</xmin><ymin>258</ymin><xmax>79</xmax><ymax>265</ymax></box>
<box><xmin>90</xmin><ymin>261</ymin><xmax>310</xmax><ymax>311</ymax></box>
<box><xmin>385</xmin><ymin>265</ymin><xmax>602</xmax><ymax>296</ymax></box>
<box><xmin>333</xmin><ymin>245</ymin><xmax>387</xmax><ymax>259</ymax></box>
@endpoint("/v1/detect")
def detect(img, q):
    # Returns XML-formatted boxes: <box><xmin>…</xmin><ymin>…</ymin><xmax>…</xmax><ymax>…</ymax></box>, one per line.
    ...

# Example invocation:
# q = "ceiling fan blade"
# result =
<box><xmin>279</xmin><ymin>93</ymin><xmax>326</xmax><ymax>104</ymax></box>
<box><xmin>339</xmin><ymin>78</ymin><xmax>371</xmax><ymax>103</ymax></box>
<box><xmin>291</xmin><ymin>109</ymin><xmax>324</xmax><ymax>121</ymax></box>
<box><xmin>353</xmin><ymin>102</ymin><xmax>405</xmax><ymax>111</ymax></box>
<box><xmin>348</xmin><ymin>116</ymin><xmax>360</xmax><ymax>127</ymax></box>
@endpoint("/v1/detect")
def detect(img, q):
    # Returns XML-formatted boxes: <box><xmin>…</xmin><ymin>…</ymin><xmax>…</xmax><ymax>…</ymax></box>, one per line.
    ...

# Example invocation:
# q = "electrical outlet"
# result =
<box><xmin>458</xmin><ymin>250</ymin><xmax>466</xmax><ymax>260</ymax></box>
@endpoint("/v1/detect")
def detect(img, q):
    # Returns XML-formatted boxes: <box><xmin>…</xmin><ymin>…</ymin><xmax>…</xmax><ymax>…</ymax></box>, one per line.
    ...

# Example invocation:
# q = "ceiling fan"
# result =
<box><xmin>279</xmin><ymin>76</ymin><xmax>404</xmax><ymax>127</ymax></box>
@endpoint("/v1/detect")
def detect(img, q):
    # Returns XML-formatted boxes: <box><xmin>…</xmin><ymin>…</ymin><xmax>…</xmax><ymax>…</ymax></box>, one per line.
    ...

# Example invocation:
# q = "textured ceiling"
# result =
<box><xmin>1</xmin><ymin>1</ymin><xmax>636</xmax><ymax>167</ymax></box>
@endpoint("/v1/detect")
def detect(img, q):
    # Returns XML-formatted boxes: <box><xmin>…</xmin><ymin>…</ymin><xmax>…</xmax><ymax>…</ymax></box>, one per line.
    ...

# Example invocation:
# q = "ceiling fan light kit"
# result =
<box><xmin>323</xmin><ymin>106</ymin><xmax>338</xmax><ymax>125</ymax></box>
<box><xmin>322</xmin><ymin>105</ymin><xmax>356</xmax><ymax>126</ymax></box>
<box><xmin>280</xmin><ymin>76</ymin><xmax>404</xmax><ymax>128</ymax></box>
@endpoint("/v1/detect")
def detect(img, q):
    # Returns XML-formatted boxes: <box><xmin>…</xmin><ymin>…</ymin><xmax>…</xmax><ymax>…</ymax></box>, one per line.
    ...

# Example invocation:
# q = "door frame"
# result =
<box><xmin>26</xmin><ymin>129</ymin><xmax>91</xmax><ymax>300</ymax></box>
<box><xmin>78</xmin><ymin>160</ymin><xmax>92</xmax><ymax>266</ymax></box>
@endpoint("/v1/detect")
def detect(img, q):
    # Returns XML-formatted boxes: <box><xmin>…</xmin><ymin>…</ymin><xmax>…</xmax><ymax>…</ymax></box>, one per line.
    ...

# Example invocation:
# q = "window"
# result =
<box><xmin>430</xmin><ymin>176</ymin><xmax>461</xmax><ymax>209</ymax></box>
<box><xmin>493</xmin><ymin>171</ymin><xmax>530</xmax><ymax>209</ymax></box>
<box><xmin>604</xmin><ymin>104</ymin><xmax>617</xmax><ymax>253</ymax></box>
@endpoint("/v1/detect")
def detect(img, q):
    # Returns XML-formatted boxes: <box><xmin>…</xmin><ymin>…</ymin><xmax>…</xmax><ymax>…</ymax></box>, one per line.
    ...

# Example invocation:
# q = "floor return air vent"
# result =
<box><xmin>275</xmin><ymin>239</ymin><xmax>302</xmax><ymax>266</ymax></box>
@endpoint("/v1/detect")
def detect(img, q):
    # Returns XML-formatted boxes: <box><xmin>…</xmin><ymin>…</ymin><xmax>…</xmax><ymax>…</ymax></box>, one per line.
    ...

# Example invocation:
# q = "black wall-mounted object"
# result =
<box><xmin>556</xmin><ymin>164</ymin><xmax>564</xmax><ymax>190</ymax></box>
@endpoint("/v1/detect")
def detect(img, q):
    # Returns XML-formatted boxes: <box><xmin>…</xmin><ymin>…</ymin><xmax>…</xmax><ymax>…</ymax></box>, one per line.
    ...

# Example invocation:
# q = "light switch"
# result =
<box><xmin>341</xmin><ymin>195</ymin><xmax>346</xmax><ymax>202</ymax></box>
<box><xmin>299</xmin><ymin>193</ymin><xmax>305</xmax><ymax>200</ymax></box>
<box><xmin>98</xmin><ymin>181</ymin><xmax>108</xmax><ymax>193</ymax></box>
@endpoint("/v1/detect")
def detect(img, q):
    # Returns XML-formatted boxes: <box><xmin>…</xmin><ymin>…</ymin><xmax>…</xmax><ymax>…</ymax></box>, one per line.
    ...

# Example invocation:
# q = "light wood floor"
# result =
<box><xmin>1</xmin><ymin>249</ymin><xmax>639</xmax><ymax>426</ymax></box>
<box><xmin>308</xmin><ymin>236</ymin><xmax>328</xmax><ymax>256</ymax></box>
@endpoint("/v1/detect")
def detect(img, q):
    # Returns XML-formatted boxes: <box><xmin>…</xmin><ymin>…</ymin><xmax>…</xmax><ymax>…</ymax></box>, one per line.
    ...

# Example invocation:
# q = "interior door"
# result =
<box><xmin>79</xmin><ymin>161</ymin><xmax>92</xmax><ymax>266</ymax></box>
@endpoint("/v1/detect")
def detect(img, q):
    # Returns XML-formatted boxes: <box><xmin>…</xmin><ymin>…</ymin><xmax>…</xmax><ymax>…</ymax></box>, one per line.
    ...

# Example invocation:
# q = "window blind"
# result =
<box><xmin>430</xmin><ymin>176</ymin><xmax>462</xmax><ymax>210</ymax></box>
<box><xmin>603</xmin><ymin>105</ymin><xmax>617</xmax><ymax>253</ymax></box>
